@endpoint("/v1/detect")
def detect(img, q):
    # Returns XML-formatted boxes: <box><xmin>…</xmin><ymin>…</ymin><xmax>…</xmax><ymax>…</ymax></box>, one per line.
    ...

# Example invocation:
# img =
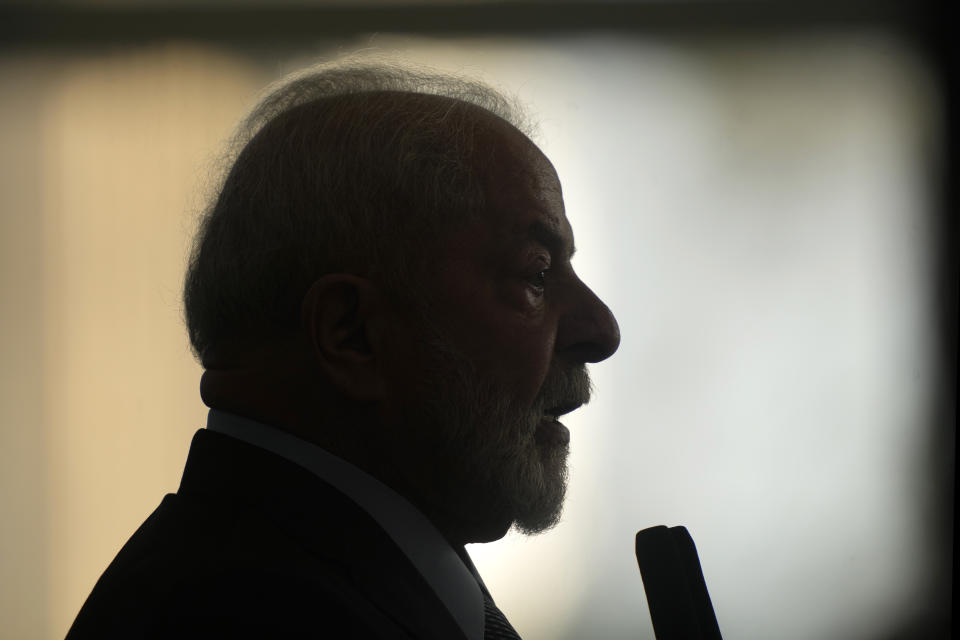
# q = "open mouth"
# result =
<box><xmin>542</xmin><ymin>401</ymin><xmax>583</xmax><ymax>423</ymax></box>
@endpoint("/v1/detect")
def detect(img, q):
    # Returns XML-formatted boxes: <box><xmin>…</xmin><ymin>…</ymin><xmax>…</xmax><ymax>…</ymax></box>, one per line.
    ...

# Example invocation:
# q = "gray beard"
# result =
<box><xmin>402</xmin><ymin>323</ymin><xmax>591</xmax><ymax>537</ymax></box>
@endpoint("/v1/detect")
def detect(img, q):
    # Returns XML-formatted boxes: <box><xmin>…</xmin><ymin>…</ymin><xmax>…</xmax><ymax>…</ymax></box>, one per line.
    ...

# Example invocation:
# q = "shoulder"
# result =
<box><xmin>69</xmin><ymin>566</ymin><xmax>415</xmax><ymax>639</ymax></box>
<box><xmin>67</xmin><ymin>431</ymin><xmax>466</xmax><ymax>640</ymax></box>
<box><xmin>67</xmin><ymin>494</ymin><xmax>421</xmax><ymax>639</ymax></box>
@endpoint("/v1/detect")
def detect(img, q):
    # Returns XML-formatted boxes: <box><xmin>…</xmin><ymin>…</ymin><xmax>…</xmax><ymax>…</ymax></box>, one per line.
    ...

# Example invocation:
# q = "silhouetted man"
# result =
<box><xmin>67</xmin><ymin>63</ymin><xmax>620</xmax><ymax>639</ymax></box>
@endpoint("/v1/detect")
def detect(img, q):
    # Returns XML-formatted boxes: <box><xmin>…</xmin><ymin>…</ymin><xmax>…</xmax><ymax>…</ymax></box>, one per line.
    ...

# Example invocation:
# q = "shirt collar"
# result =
<box><xmin>206</xmin><ymin>409</ymin><xmax>485</xmax><ymax>640</ymax></box>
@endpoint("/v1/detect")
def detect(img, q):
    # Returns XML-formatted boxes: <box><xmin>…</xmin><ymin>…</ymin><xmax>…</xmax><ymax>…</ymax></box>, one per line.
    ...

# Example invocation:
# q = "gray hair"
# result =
<box><xmin>182</xmin><ymin>62</ymin><xmax>531</xmax><ymax>365</ymax></box>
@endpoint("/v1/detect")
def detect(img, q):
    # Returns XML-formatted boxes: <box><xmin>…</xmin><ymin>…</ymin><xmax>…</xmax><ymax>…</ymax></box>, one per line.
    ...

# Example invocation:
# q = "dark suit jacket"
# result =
<box><xmin>66</xmin><ymin>429</ymin><xmax>469</xmax><ymax>639</ymax></box>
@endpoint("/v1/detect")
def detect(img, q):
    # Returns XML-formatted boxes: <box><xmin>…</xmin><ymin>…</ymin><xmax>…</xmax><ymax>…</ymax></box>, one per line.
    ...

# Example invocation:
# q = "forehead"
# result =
<box><xmin>479</xmin><ymin>124</ymin><xmax>575</xmax><ymax>259</ymax></box>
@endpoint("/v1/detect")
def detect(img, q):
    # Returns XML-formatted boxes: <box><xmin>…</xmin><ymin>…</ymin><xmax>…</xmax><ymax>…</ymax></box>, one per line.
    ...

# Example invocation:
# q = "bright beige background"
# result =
<box><xmin>1</xmin><ymin>47</ymin><xmax>266</xmax><ymax>638</ymax></box>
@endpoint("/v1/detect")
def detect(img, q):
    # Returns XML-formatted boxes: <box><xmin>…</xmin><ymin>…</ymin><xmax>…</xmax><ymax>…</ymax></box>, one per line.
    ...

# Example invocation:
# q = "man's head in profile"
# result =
<box><xmin>187</xmin><ymin>64</ymin><xmax>620</xmax><ymax>545</ymax></box>
<box><xmin>68</xmin><ymin>62</ymin><xmax>619</xmax><ymax>639</ymax></box>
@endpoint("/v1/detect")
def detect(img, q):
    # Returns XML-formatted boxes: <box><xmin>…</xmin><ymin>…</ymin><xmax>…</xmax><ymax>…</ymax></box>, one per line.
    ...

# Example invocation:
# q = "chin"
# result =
<box><xmin>455</xmin><ymin>453</ymin><xmax>567</xmax><ymax>544</ymax></box>
<box><xmin>512</xmin><ymin>441</ymin><xmax>569</xmax><ymax>535</ymax></box>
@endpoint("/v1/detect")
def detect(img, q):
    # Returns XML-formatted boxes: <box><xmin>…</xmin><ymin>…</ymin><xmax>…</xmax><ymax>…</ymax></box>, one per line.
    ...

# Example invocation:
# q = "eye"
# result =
<box><xmin>519</xmin><ymin>253</ymin><xmax>552</xmax><ymax>302</ymax></box>
<box><xmin>529</xmin><ymin>268</ymin><xmax>549</xmax><ymax>295</ymax></box>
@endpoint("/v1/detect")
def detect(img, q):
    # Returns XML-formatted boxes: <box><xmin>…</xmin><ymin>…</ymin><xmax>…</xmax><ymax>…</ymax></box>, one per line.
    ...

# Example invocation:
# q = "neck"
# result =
<box><xmin>199</xmin><ymin>354</ymin><xmax>511</xmax><ymax>547</ymax></box>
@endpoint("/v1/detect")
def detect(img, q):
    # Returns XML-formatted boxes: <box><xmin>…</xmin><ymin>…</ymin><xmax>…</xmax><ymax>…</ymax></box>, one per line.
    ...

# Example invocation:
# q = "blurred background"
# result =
<box><xmin>0</xmin><ymin>1</ymin><xmax>954</xmax><ymax>638</ymax></box>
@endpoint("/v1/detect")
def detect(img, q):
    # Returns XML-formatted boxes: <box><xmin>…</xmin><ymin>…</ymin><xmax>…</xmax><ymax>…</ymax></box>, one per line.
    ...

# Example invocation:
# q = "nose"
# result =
<box><xmin>556</xmin><ymin>278</ymin><xmax>621</xmax><ymax>364</ymax></box>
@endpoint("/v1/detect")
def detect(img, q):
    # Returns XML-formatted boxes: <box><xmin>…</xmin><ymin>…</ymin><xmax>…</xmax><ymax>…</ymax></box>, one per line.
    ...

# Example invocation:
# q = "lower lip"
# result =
<box><xmin>535</xmin><ymin>418</ymin><xmax>570</xmax><ymax>445</ymax></box>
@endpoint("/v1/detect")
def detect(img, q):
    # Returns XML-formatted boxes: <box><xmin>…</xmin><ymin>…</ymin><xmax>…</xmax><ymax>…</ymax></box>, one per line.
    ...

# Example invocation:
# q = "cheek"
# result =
<box><xmin>442</xmin><ymin>312</ymin><xmax>555</xmax><ymax>403</ymax></box>
<box><xmin>493</xmin><ymin>290</ymin><xmax>556</xmax><ymax>392</ymax></box>
<box><xmin>487</xmin><ymin>324</ymin><xmax>556</xmax><ymax>402</ymax></box>
<box><xmin>434</xmin><ymin>277</ymin><xmax>556</xmax><ymax>400</ymax></box>
<box><xmin>501</xmin><ymin>281</ymin><xmax>545</xmax><ymax>312</ymax></box>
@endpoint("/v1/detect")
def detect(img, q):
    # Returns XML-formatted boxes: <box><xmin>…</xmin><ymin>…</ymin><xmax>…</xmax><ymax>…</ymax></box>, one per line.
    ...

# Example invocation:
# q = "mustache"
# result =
<box><xmin>535</xmin><ymin>365</ymin><xmax>593</xmax><ymax>415</ymax></box>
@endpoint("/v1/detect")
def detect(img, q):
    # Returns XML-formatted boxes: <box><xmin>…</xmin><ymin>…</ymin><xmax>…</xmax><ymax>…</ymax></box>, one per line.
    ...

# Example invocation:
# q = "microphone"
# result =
<box><xmin>635</xmin><ymin>525</ymin><xmax>723</xmax><ymax>640</ymax></box>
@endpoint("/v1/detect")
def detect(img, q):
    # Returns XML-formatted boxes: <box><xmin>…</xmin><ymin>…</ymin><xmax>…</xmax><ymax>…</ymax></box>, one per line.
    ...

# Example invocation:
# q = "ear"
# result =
<box><xmin>300</xmin><ymin>274</ymin><xmax>387</xmax><ymax>402</ymax></box>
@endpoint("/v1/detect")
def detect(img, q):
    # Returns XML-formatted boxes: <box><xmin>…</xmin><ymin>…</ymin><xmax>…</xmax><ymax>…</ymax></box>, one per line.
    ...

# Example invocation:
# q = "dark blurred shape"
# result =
<box><xmin>636</xmin><ymin>525</ymin><xmax>723</xmax><ymax>640</ymax></box>
<box><xmin>0</xmin><ymin>1</ymin><xmax>936</xmax><ymax>49</ymax></box>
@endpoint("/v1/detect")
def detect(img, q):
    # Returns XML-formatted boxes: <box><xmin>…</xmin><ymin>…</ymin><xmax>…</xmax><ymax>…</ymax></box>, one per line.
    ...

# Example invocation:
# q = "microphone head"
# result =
<box><xmin>635</xmin><ymin>525</ymin><xmax>723</xmax><ymax>640</ymax></box>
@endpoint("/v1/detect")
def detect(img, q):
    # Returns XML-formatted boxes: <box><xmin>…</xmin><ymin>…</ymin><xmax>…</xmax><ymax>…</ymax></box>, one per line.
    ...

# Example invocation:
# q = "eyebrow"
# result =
<box><xmin>525</xmin><ymin>220</ymin><xmax>576</xmax><ymax>260</ymax></box>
